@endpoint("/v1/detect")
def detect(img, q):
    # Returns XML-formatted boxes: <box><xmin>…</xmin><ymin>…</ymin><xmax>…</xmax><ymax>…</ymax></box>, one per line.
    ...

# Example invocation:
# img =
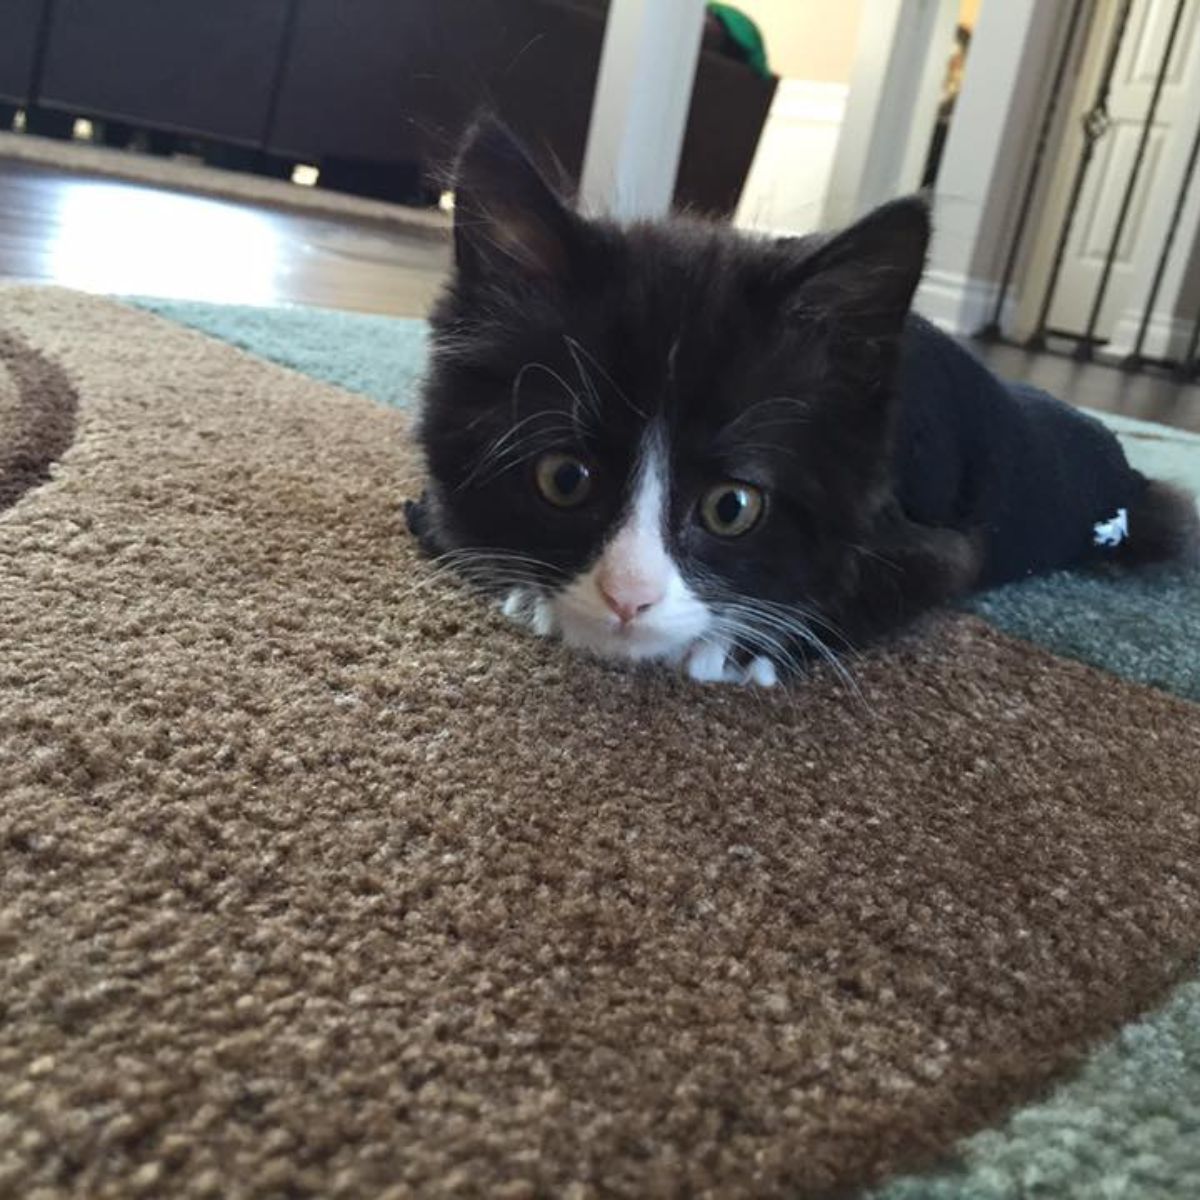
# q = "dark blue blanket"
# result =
<box><xmin>893</xmin><ymin>316</ymin><xmax>1143</xmax><ymax>587</ymax></box>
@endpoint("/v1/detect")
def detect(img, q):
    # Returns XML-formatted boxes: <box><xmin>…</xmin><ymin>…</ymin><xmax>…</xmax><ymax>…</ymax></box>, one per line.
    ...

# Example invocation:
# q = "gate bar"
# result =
<box><xmin>978</xmin><ymin>0</ymin><xmax>1088</xmax><ymax>340</ymax></box>
<box><xmin>1027</xmin><ymin>0</ymin><xmax>1135</xmax><ymax>351</ymax></box>
<box><xmin>1076</xmin><ymin>0</ymin><xmax>1189</xmax><ymax>359</ymax></box>
<box><xmin>1126</xmin><ymin>99</ymin><xmax>1200</xmax><ymax>368</ymax></box>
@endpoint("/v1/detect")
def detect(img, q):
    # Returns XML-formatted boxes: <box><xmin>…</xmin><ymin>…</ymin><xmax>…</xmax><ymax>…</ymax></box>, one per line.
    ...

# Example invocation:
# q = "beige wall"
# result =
<box><xmin>958</xmin><ymin>0</ymin><xmax>982</xmax><ymax>30</ymax></box>
<box><xmin>737</xmin><ymin>0</ymin><xmax>980</xmax><ymax>83</ymax></box>
<box><xmin>735</xmin><ymin>0</ymin><xmax>863</xmax><ymax>82</ymax></box>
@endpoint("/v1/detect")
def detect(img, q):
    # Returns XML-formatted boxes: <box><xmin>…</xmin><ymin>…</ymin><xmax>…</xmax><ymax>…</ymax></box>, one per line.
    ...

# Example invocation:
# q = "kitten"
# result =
<box><xmin>406</xmin><ymin>118</ymin><xmax>1199</xmax><ymax>686</ymax></box>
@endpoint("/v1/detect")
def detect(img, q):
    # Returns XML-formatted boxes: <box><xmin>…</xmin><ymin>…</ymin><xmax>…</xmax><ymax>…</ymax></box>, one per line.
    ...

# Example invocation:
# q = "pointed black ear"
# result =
<box><xmin>452</xmin><ymin>117</ymin><xmax>579</xmax><ymax>286</ymax></box>
<box><xmin>787</xmin><ymin>196</ymin><xmax>930</xmax><ymax>337</ymax></box>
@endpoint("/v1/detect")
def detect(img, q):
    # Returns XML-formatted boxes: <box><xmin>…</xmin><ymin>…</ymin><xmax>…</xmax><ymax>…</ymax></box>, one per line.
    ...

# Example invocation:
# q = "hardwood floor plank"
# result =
<box><xmin>0</xmin><ymin>159</ymin><xmax>450</xmax><ymax>316</ymax></box>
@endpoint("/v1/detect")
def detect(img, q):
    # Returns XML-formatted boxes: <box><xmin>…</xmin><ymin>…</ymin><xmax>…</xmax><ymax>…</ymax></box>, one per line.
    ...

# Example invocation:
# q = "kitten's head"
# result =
<box><xmin>413</xmin><ymin>119</ymin><xmax>928</xmax><ymax>680</ymax></box>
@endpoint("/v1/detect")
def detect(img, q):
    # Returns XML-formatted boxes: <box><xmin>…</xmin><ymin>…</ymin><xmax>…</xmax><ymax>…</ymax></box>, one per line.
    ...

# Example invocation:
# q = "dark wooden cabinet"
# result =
<box><xmin>0</xmin><ymin>0</ymin><xmax>47</xmax><ymax>103</ymax></box>
<box><xmin>267</xmin><ymin>0</ymin><xmax>607</xmax><ymax>171</ymax></box>
<box><xmin>267</xmin><ymin>0</ymin><xmax>774</xmax><ymax>215</ymax></box>
<box><xmin>16</xmin><ymin>0</ymin><xmax>775</xmax><ymax>216</ymax></box>
<box><xmin>267</xmin><ymin>0</ymin><xmax>473</xmax><ymax>165</ymax></box>
<box><xmin>37</xmin><ymin>0</ymin><xmax>292</xmax><ymax>145</ymax></box>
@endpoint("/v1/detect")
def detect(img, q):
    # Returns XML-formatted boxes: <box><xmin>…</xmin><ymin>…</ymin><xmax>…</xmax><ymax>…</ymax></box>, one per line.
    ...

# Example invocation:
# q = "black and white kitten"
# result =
<box><xmin>406</xmin><ymin>119</ymin><xmax>1198</xmax><ymax>686</ymax></box>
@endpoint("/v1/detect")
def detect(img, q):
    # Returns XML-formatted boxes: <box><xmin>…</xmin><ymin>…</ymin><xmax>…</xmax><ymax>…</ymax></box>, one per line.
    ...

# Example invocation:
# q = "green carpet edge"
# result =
<box><xmin>129</xmin><ymin>296</ymin><xmax>429</xmax><ymax>410</ymax></box>
<box><xmin>869</xmin><ymin>962</ymin><xmax>1200</xmax><ymax>1199</ymax></box>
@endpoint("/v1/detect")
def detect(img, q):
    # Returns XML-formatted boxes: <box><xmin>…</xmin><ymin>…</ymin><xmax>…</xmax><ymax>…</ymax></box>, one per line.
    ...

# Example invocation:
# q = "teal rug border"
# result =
<box><xmin>130</xmin><ymin>297</ymin><xmax>429</xmax><ymax>410</ymax></box>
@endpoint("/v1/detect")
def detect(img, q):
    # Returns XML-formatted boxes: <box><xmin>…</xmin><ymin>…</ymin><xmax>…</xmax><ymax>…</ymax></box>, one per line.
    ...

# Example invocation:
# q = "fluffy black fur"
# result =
<box><xmin>408</xmin><ymin>118</ymin><xmax>1198</xmax><ymax>666</ymax></box>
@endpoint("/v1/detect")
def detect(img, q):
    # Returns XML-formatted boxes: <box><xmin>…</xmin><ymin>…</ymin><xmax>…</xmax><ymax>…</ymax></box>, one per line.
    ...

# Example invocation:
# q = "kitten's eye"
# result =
<box><xmin>535</xmin><ymin>453</ymin><xmax>593</xmax><ymax>508</ymax></box>
<box><xmin>699</xmin><ymin>482</ymin><xmax>764</xmax><ymax>537</ymax></box>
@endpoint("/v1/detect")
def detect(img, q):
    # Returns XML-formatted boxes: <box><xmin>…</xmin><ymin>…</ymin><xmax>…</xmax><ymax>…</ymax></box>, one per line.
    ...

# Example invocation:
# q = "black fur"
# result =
<box><xmin>408</xmin><ymin>118</ymin><xmax>1198</xmax><ymax>667</ymax></box>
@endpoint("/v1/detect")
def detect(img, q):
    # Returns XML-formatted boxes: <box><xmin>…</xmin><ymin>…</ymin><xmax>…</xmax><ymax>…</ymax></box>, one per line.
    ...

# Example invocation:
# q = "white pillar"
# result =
<box><xmin>579</xmin><ymin>0</ymin><xmax>707</xmax><ymax>220</ymax></box>
<box><xmin>822</xmin><ymin>0</ymin><xmax>960</xmax><ymax>228</ymax></box>
<box><xmin>914</xmin><ymin>0</ymin><xmax>1068</xmax><ymax>334</ymax></box>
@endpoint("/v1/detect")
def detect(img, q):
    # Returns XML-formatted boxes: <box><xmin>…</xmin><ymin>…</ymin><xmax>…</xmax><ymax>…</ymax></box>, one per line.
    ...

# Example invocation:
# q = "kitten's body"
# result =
<box><xmin>892</xmin><ymin>316</ymin><xmax>1188</xmax><ymax>587</ymax></box>
<box><xmin>407</xmin><ymin>120</ymin><xmax>1198</xmax><ymax>685</ymax></box>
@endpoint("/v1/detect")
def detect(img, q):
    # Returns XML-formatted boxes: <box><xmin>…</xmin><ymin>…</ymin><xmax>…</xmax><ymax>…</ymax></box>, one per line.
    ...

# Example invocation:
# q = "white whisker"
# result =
<box><xmin>563</xmin><ymin>335</ymin><xmax>648</xmax><ymax>420</ymax></box>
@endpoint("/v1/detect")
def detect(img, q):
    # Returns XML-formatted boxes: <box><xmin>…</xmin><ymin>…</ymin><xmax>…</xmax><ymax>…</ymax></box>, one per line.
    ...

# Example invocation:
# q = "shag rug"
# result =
<box><xmin>2</xmin><ymin>287</ymin><xmax>1200</xmax><ymax>1200</ymax></box>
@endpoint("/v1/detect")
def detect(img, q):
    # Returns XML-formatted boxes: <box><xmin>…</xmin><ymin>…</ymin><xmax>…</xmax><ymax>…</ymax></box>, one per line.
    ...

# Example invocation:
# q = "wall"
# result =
<box><xmin>734</xmin><ymin>0</ymin><xmax>863</xmax><ymax>81</ymax></box>
<box><xmin>734</xmin><ymin>79</ymin><xmax>847</xmax><ymax>234</ymax></box>
<box><xmin>734</xmin><ymin>0</ymin><xmax>979</xmax><ymax>83</ymax></box>
<box><xmin>958</xmin><ymin>0</ymin><xmax>982</xmax><ymax>29</ymax></box>
<box><xmin>732</xmin><ymin>0</ymin><xmax>985</xmax><ymax>239</ymax></box>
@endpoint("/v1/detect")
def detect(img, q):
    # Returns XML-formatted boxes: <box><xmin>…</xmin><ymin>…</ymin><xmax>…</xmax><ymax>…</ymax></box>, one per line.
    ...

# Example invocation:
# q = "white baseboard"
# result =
<box><xmin>914</xmin><ymin>269</ymin><xmax>1014</xmax><ymax>336</ymax></box>
<box><xmin>1104</xmin><ymin>308</ymin><xmax>1197</xmax><ymax>363</ymax></box>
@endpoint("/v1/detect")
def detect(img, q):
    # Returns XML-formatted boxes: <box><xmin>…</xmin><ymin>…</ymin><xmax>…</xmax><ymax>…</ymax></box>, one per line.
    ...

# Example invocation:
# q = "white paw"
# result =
<box><xmin>500</xmin><ymin>589</ymin><xmax>555</xmax><ymax>638</ymax></box>
<box><xmin>683</xmin><ymin>642</ymin><xmax>739</xmax><ymax>684</ymax></box>
<box><xmin>684</xmin><ymin>642</ymin><xmax>778</xmax><ymax>687</ymax></box>
<box><xmin>501</xmin><ymin>589</ymin><xmax>527</xmax><ymax>620</ymax></box>
<box><xmin>743</xmin><ymin>656</ymin><xmax>778</xmax><ymax>688</ymax></box>
<box><xmin>529</xmin><ymin>596</ymin><xmax>555</xmax><ymax>637</ymax></box>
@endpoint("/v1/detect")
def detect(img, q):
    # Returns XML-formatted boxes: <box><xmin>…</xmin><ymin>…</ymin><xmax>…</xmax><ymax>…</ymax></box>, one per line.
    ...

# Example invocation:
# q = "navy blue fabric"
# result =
<box><xmin>892</xmin><ymin>316</ymin><xmax>1145</xmax><ymax>587</ymax></box>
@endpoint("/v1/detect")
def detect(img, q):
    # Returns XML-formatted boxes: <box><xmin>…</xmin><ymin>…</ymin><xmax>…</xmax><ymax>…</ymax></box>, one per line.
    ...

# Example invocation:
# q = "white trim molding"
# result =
<box><xmin>914</xmin><ymin>268</ymin><xmax>1016</xmax><ymax>336</ymax></box>
<box><xmin>1104</xmin><ymin>309</ymin><xmax>1197</xmax><ymax>364</ymax></box>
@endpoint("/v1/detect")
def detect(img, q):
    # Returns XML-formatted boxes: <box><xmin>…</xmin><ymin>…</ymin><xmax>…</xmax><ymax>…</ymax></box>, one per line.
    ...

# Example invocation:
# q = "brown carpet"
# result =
<box><xmin>3</xmin><ymin>287</ymin><xmax>1200</xmax><ymax>1199</ymax></box>
<box><xmin>0</xmin><ymin>331</ymin><xmax>76</xmax><ymax>512</ymax></box>
<box><xmin>0</xmin><ymin>131</ymin><xmax>451</xmax><ymax>238</ymax></box>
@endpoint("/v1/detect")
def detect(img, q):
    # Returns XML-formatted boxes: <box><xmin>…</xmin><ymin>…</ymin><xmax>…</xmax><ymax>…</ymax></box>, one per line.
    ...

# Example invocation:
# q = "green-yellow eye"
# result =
<box><xmin>699</xmin><ymin>482</ymin><xmax>764</xmax><ymax>537</ymax></box>
<box><xmin>535</xmin><ymin>453</ymin><xmax>593</xmax><ymax>507</ymax></box>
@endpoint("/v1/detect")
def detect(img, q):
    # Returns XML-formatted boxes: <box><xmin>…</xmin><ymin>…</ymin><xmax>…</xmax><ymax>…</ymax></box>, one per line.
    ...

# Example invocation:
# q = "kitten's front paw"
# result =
<box><xmin>683</xmin><ymin>642</ymin><xmax>777</xmax><ymax>687</ymax></box>
<box><xmin>501</xmin><ymin>588</ymin><xmax>555</xmax><ymax>637</ymax></box>
<box><xmin>743</xmin><ymin>656</ymin><xmax>779</xmax><ymax>687</ymax></box>
<box><xmin>685</xmin><ymin>642</ymin><xmax>740</xmax><ymax>684</ymax></box>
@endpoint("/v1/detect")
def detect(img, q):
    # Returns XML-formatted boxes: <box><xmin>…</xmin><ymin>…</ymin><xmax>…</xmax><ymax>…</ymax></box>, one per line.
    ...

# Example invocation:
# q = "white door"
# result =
<box><xmin>1046</xmin><ymin>0</ymin><xmax>1200</xmax><ymax>342</ymax></box>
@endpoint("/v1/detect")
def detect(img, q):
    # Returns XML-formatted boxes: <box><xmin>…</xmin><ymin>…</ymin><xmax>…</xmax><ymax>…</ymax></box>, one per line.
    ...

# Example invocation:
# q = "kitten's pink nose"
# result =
<box><xmin>597</xmin><ymin>575</ymin><xmax>664</xmax><ymax>625</ymax></box>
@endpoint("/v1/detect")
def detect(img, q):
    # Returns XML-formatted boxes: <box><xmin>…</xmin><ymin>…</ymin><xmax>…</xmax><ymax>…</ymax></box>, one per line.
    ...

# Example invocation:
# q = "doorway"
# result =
<box><xmin>1007</xmin><ymin>0</ymin><xmax>1200</xmax><ymax>367</ymax></box>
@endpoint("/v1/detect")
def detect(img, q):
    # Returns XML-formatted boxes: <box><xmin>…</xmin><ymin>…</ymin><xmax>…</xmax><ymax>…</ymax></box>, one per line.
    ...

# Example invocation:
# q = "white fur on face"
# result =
<box><xmin>497</xmin><ymin>431</ymin><xmax>779</xmax><ymax>686</ymax></box>
<box><xmin>550</xmin><ymin>432</ymin><xmax>712</xmax><ymax>663</ymax></box>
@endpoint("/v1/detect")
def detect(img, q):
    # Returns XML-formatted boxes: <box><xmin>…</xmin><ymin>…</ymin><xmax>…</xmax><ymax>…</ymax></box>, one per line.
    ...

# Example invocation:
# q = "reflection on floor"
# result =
<box><xmin>2</xmin><ymin>156</ymin><xmax>1199</xmax><ymax>432</ymax></box>
<box><xmin>0</xmin><ymin>159</ymin><xmax>449</xmax><ymax>316</ymax></box>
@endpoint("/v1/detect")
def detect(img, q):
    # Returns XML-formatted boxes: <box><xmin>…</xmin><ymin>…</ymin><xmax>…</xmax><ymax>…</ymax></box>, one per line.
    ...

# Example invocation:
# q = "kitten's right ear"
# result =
<box><xmin>452</xmin><ymin>117</ymin><xmax>579</xmax><ymax>288</ymax></box>
<box><xmin>783</xmin><ymin>195</ymin><xmax>931</xmax><ymax>339</ymax></box>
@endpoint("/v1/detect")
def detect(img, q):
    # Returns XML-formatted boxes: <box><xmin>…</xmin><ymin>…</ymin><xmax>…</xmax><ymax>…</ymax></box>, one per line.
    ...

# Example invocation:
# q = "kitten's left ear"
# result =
<box><xmin>786</xmin><ymin>195</ymin><xmax>930</xmax><ymax>337</ymax></box>
<box><xmin>452</xmin><ymin>117</ymin><xmax>580</xmax><ymax>287</ymax></box>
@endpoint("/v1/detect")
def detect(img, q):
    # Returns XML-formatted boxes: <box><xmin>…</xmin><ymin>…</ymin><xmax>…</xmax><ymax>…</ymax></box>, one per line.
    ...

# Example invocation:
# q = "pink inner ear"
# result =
<box><xmin>452</xmin><ymin>120</ymin><xmax>575</xmax><ymax>284</ymax></box>
<box><xmin>492</xmin><ymin>212</ymin><xmax>568</xmax><ymax>279</ymax></box>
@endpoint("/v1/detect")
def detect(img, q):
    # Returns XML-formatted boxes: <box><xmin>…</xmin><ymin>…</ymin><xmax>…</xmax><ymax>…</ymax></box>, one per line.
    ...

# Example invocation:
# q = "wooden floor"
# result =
<box><xmin>0</xmin><ymin>158</ymin><xmax>450</xmax><ymax>316</ymax></box>
<box><xmin>1</xmin><ymin>153</ymin><xmax>1199</xmax><ymax>432</ymax></box>
<box><xmin>973</xmin><ymin>339</ymin><xmax>1200</xmax><ymax>435</ymax></box>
